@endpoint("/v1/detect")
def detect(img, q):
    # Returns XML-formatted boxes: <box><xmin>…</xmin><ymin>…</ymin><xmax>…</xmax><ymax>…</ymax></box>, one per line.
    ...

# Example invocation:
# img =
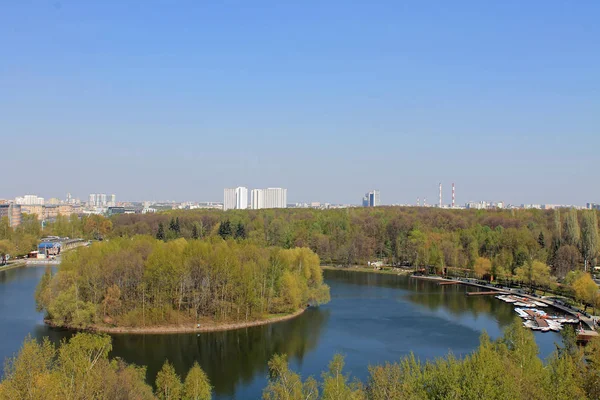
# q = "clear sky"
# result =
<box><xmin>1</xmin><ymin>1</ymin><xmax>598</xmax><ymax>205</ymax></box>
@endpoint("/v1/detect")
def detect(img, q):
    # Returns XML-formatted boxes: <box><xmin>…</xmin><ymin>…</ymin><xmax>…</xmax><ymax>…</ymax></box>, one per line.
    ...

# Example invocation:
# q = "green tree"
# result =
<box><xmin>580</xmin><ymin>210</ymin><xmax>599</xmax><ymax>271</ymax></box>
<box><xmin>157</xmin><ymin>222</ymin><xmax>166</xmax><ymax>241</ymax></box>
<box><xmin>191</xmin><ymin>223</ymin><xmax>199</xmax><ymax>240</ymax></box>
<box><xmin>218</xmin><ymin>220</ymin><xmax>232</xmax><ymax>239</ymax></box>
<box><xmin>182</xmin><ymin>362</ymin><xmax>212</xmax><ymax>400</ymax></box>
<box><xmin>156</xmin><ymin>360</ymin><xmax>182</xmax><ymax>400</ymax></box>
<box><xmin>564</xmin><ymin>209</ymin><xmax>581</xmax><ymax>248</ymax></box>
<box><xmin>234</xmin><ymin>222</ymin><xmax>246</xmax><ymax>239</ymax></box>
<box><xmin>321</xmin><ymin>354</ymin><xmax>363</xmax><ymax>400</ymax></box>
<box><xmin>263</xmin><ymin>354</ymin><xmax>318</xmax><ymax>400</ymax></box>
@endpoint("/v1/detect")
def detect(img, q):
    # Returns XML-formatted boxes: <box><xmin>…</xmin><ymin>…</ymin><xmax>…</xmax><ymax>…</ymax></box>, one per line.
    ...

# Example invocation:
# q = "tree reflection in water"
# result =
<box><xmin>109</xmin><ymin>307</ymin><xmax>330</xmax><ymax>396</ymax></box>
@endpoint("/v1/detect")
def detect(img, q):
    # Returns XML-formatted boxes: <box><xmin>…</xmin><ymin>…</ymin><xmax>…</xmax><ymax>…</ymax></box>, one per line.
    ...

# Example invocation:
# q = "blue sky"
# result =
<box><xmin>1</xmin><ymin>1</ymin><xmax>598</xmax><ymax>205</ymax></box>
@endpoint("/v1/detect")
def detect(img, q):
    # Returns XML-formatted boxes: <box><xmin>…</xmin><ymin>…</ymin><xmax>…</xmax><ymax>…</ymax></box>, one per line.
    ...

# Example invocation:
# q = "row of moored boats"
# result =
<box><xmin>495</xmin><ymin>294</ymin><xmax>579</xmax><ymax>332</ymax></box>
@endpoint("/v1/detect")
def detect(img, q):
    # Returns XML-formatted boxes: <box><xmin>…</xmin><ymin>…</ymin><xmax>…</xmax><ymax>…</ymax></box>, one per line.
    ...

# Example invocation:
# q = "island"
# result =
<box><xmin>35</xmin><ymin>237</ymin><xmax>330</xmax><ymax>333</ymax></box>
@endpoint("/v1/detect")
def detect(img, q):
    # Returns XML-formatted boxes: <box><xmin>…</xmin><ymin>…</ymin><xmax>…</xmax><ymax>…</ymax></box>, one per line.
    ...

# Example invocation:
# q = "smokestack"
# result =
<box><xmin>452</xmin><ymin>183</ymin><xmax>455</xmax><ymax>208</ymax></box>
<box><xmin>439</xmin><ymin>183</ymin><xmax>442</xmax><ymax>208</ymax></box>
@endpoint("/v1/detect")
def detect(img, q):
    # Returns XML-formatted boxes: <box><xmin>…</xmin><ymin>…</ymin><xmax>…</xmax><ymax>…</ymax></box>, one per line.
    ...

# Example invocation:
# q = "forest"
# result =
<box><xmin>109</xmin><ymin>207</ymin><xmax>599</xmax><ymax>281</ymax></box>
<box><xmin>1</xmin><ymin>320</ymin><xmax>599</xmax><ymax>400</ymax></box>
<box><xmin>35</xmin><ymin>237</ymin><xmax>330</xmax><ymax>329</ymax></box>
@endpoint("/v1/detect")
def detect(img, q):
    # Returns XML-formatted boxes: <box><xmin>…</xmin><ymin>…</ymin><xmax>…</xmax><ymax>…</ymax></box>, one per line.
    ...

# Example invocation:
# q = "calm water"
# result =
<box><xmin>0</xmin><ymin>267</ymin><xmax>563</xmax><ymax>399</ymax></box>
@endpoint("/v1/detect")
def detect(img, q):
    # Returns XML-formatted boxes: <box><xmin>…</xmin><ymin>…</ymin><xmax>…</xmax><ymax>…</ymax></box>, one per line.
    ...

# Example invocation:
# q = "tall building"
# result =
<box><xmin>363</xmin><ymin>190</ymin><xmax>380</xmax><ymax>207</ymax></box>
<box><xmin>264</xmin><ymin>188</ymin><xmax>287</xmax><ymax>208</ymax></box>
<box><xmin>235</xmin><ymin>187</ymin><xmax>248</xmax><ymax>209</ymax></box>
<box><xmin>88</xmin><ymin>194</ymin><xmax>97</xmax><ymax>207</ymax></box>
<box><xmin>15</xmin><ymin>195</ymin><xmax>44</xmax><ymax>206</ymax></box>
<box><xmin>98</xmin><ymin>194</ymin><xmax>107</xmax><ymax>207</ymax></box>
<box><xmin>248</xmin><ymin>188</ymin><xmax>287</xmax><ymax>209</ymax></box>
<box><xmin>251</xmin><ymin>189</ymin><xmax>264</xmax><ymax>210</ymax></box>
<box><xmin>109</xmin><ymin>194</ymin><xmax>116</xmax><ymax>207</ymax></box>
<box><xmin>0</xmin><ymin>204</ymin><xmax>21</xmax><ymax>227</ymax></box>
<box><xmin>223</xmin><ymin>188</ymin><xmax>236</xmax><ymax>211</ymax></box>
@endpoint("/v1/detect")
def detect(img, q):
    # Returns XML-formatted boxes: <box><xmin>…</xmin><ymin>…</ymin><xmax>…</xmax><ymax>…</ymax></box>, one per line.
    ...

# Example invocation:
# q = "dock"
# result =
<box><xmin>466</xmin><ymin>291</ymin><xmax>507</xmax><ymax>296</ymax></box>
<box><xmin>438</xmin><ymin>281</ymin><xmax>460</xmax><ymax>285</ymax></box>
<box><xmin>411</xmin><ymin>274</ymin><xmax>598</xmax><ymax>330</ymax></box>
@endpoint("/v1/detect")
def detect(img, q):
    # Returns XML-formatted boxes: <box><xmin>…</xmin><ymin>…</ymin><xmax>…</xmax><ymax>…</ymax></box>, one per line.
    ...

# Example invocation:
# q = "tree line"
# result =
<box><xmin>110</xmin><ymin>208</ymin><xmax>599</xmax><ymax>278</ymax></box>
<box><xmin>0</xmin><ymin>213</ymin><xmax>112</xmax><ymax>258</ymax></box>
<box><xmin>35</xmin><ymin>236</ymin><xmax>330</xmax><ymax>329</ymax></box>
<box><xmin>2</xmin><ymin>320</ymin><xmax>599</xmax><ymax>400</ymax></box>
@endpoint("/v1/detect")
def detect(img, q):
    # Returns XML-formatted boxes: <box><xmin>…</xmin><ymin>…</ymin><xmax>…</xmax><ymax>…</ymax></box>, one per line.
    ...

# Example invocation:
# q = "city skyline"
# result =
<box><xmin>1</xmin><ymin>3</ymin><xmax>599</xmax><ymax>205</ymax></box>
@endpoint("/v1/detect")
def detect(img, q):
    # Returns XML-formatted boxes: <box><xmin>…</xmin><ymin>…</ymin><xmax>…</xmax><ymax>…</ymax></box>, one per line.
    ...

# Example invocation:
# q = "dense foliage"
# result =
<box><xmin>0</xmin><ymin>213</ymin><xmax>112</xmax><ymax>258</ymax></box>
<box><xmin>2</xmin><ymin>321</ymin><xmax>599</xmax><ymax>400</ymax></box>
<box><xmin>0</xmin><ymin>333</ymin><xmax>211</xmax><ymax>400</ymax></box>
<box><xmin>35</xmin><ymin>237</ymin><xmax>330</xmax><ymax>328</ymax></box>
<box><xmin>110</xmin><ymin>208</ymin><xmax>599</xmax><ymax>279</ymax></box>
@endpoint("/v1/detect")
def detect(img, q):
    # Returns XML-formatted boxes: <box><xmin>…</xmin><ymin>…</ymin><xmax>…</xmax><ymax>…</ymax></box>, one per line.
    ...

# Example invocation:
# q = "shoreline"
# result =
<box><xmin>321</xmin><ymin>265</ymin><xmax>413</xmax><ymax>275</ymax></box>
<box><xmin>44</xmin><ymin>308</ymin><xmax>307</xmax><ymax>335</ymax></box>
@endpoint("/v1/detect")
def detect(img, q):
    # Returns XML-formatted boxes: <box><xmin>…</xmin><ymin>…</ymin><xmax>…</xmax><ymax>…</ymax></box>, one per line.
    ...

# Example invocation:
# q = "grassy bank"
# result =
<box><xmin>45</xmin><ymin>308</ymin><xmax>307</xmax><ymax>335</ymax></box>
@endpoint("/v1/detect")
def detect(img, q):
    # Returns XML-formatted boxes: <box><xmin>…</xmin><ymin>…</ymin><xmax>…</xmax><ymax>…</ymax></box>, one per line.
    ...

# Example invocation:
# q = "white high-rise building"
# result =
<box><xmin>89</xmin><ymin>194</ymin><xmax>96</xmax><ymax>207</ymax></box>
<box><xmin>98</xmin><ymin>194</ymin><xmax>107</xmax><ymax>207</ymax></box>
<box><xmin>235</xmin><ymin>187</ymin><xmax>248</xmax><ymax>210</ymax></box>
<box><xmin>15</xmin><ymin>195</ymin><xmax>45</xmax><ymax>205</ymax></box>
<box><xmin>223</xmin><ymin>188</ymin><xmax>236</xmax><ymax>211</ymax></box>
<box><xmin>264</xmin><ymin>188</ymin><xmax>287</xmax><ymax>209</ymax></box>
<box><xmin>109</xmin><ymin>194</ymin><xmax>116</xmax><ymax>207</ymax></box>
<box><xmin>251</xmin><ymin>189</ymin><xmax>264</xmax><ymax>210</ymax></box>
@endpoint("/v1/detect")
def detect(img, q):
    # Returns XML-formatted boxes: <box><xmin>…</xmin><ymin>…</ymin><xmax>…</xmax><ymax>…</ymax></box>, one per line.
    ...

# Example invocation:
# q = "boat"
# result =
<box><xmin>533</xmin><ymin>301</ymin><xmax>548</xmax><ymax>307</ymax></box>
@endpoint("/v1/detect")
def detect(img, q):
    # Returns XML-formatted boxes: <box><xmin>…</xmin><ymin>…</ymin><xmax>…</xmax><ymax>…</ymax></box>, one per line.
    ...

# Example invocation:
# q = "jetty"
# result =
<box><xmin>466</xmin><ymin>291</ymin><xmax>506</xmax><ymax>296</ymax></box>
<box><xmin>410</xmin><ymin>274</ymin><xmax>598</xmax><ymax>332</ymax></box>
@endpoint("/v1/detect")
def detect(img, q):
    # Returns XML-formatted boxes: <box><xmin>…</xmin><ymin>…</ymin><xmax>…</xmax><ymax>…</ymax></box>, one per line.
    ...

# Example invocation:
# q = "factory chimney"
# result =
<box><xmin>452</xmin><ymin>183</ymin><xmax>455</xmax><ymax>208</ymax></box>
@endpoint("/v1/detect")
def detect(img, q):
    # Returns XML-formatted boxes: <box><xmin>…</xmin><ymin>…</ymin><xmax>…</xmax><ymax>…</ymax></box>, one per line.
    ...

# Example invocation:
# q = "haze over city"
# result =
<box><xmin>1</xmin><ymin>1</ymin><xmax>599</xmax><ymax>205</ymax></box>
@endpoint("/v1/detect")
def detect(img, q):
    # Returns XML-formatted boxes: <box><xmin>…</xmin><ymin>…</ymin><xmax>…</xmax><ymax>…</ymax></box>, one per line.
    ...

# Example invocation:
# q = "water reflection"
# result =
<box><xmin>110</xmin><ymin>308</ymin><xmax>329</xmax><ymax>396</ymax></box>
<box><xmin>1</xmin><ymin>267</ymin><xmax>561</xmax><ymax>399</ymax></box>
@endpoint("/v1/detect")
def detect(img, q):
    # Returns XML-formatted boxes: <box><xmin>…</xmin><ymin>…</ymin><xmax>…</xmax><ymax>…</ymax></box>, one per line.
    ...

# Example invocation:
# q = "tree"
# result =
<box><xmin>156</xmin><ymin>360</ymin><xmax>182</xmax><ymax>400</ymax></box>
<box><xmin>157</xmin><ymin>222</ymin><xmax>166</xmax><ymax>241</ymax></box>
<box><xmin>571</xmin><ymin>272</ymin><xmax>599</xmax><ymax>312</ymax></box>
<box><xmin>234</xmin><ymin>222</ymin><xmax>246</xmax><ymax>239</ymax></box>
<box><xmin>191</xmin><ymin>223</ymin><xmax>199</xmax><ymax>240</ymax></box>
<box><xmin>580</xmin><ymin>211</ymin><xmax>599</xmax><ymax>271</ymax></box>
<box><xmin>218</xmin><ymin>220</ymin><xmax>232</xmax><ymax>239</ymax></box>
<box><xmin>554</xmin><ymin>245</ymin><xmax>579</xmax><ymax>279</ymax></box>
<box><xmin>564</xmin><ymin>209</ymin><xmax>581</xmax><ymax>248</ymax></box>
<box><xmin>321</xmin><ymin>354</ymin><xmax>363</xmax><ymax>400</ymax></box>
<box><xmin>474</xmin><ymin>257</ymin><xmax>492</xmax><ymax>279</ymax></box>
<box><xmin>263</xmin><ymin>354</ymin><xmax>318</xmax><ymax>400</ymax></box>
<box><xmin>538</xmin><ymin>231</ymin><xmax>546</xmax><ymax>248</ymax></box>
<box><xmin>183</xmin><ymin>362</ymin><xmax>212</xmax><ymax>400</ymax></box>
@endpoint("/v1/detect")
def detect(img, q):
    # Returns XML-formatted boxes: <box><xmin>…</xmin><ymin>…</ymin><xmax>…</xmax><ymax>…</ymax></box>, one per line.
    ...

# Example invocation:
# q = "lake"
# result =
<box><xmin>0</xmin><ymin>266</ymin><xmax>562</xmax><ymax>399</ymax></box>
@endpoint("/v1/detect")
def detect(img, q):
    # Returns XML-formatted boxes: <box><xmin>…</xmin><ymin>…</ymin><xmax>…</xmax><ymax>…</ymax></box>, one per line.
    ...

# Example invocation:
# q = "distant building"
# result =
<box><xmin>15</xmin><ymin>195</ymin><xmax>44</xmax><ymax>206</ymax></box>
<box><xmin>223</xmin><ymin>188</ymin><xmax>236</xmax><ymax>211</ymax></box>
<box><xmin>251</xmin><ymin>189</ymin><xmax>264</xmax><ymax>210</ymax></box>
<box><xmin>108</xmin><ymin>194</ymin><xmax>116</xmax><ymax>207</ymax></box>
<box><xmin>249</xmin><ymin>188</ymin><xmax>287</xmax><ymax>209</ymax></box>
<box><xmin>235</xmin><ymin>187</ymin><xmax>248</xmax><ymax>210</ymax></box>
<box><xmin>587</xmin><ymin>203</ymin><xmax>600</xmax><ymax>211</ymax></box>
<box><xmin>88</xmin><ymin>194</ymin><xmax>96</xmax><ymax>207</ymax></box>
<box><xmin>363</xmin><ymin>190</ymin><xmax>380</xmax><ymax>207</ymax></box>
<box><xmin>0</xmin><ymin>204</ymin><xmax>22</xmax><ymax>227</ymax></box>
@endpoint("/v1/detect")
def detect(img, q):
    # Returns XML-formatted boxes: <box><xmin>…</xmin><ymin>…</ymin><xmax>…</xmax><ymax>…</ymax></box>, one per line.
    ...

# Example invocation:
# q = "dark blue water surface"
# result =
<box><xmin>0</xmin><ymin>267</ymin><xmax>562</xmax><ymax>399</ymax></box>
